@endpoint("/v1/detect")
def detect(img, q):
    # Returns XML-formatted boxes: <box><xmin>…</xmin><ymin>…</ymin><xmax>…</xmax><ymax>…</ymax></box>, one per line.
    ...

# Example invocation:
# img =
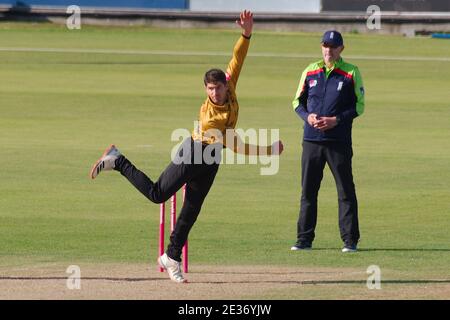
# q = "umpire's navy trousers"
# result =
<box><xmin>296</xmin><ymin>140</ymin><xmax>360</xmax><ymax>246</ymax></box>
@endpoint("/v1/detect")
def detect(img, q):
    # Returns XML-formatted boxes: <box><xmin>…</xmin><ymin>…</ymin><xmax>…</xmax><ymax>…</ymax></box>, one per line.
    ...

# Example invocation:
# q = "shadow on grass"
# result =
<box><xmin>360</xmin><ymin>248</ymin><xmax>450</xmax><ymax>252</ymax></box>
<box><xmin>194</xmin><ymin>279</ymin><xmax>450</xmax><ymax>285</ymax></box>
<box><xmin>311</xmin><ymin>248</ymin><xmax>450</xmax><ymax>252</ymax></box>
<box><xmin>1</xmin><ymin>277</ymin><xmax>449</xmax><ymax>285</ymax></box>
<box><xmin>291</xmin><ymin>279</ymin><xmax>450</xmax><ymax>285</ymax></box>
<box><xmin>0</xmin><ymin>276</ymin><xmax>162</xmax><ymax>282</ymax></box>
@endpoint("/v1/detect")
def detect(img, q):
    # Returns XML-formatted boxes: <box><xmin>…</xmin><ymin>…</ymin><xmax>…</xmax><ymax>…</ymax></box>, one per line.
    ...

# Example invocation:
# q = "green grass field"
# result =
<box><xmin>0</xmin><ymin>22</ymin><xmax>449</xmax><ymax>299</ymax></box>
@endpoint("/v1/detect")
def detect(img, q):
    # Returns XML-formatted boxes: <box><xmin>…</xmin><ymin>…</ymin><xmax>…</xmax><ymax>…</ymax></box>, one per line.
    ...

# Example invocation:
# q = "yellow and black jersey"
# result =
<box><xmin>192</xmin><ymin>34</ymin><xmax>272</xmax><ymax>156</ymax></box>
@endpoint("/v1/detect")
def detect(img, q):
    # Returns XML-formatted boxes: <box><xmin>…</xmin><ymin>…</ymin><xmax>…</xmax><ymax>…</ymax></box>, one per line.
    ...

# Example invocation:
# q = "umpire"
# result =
<box><xmin>291</xmin><ymin>31</ymin><xmax>365</xmax><ymax>252</ymax></box>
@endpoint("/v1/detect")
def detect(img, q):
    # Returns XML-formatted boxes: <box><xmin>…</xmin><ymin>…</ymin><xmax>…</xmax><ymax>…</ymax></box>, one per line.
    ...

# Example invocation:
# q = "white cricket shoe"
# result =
<box><xmin>158</xmin><ymin>253</ymin><xmax>187</xmax><ymax>283</ymax></box>
<box><xmin>90</xmin><ymin>144</ymin><xmax>121</xmax><ymax>179</ymax></box>
<box><xmin>342</xmin><ymin>244</ymin><xmax>358</xmax><ymax>253</ymax></box>
<box><xmin>290</xmin><ymin>242</ymin><xmax>312</xmax><ymax>251</ymax></box>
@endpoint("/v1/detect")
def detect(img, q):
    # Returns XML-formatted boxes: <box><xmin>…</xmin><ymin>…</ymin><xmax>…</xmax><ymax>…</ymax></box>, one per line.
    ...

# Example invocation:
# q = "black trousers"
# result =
<box><xmin>114</xmin><ymin>138</ymin><xmax>220</xmax><ymax>262</ymax></box>
<box><xmin>296</xmin><ymin>140</ymin><xmax>360</xmax><ymax>245</ymax></box>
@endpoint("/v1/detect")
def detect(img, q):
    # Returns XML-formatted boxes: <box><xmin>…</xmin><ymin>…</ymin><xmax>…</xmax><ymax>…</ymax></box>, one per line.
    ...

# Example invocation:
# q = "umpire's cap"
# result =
<box><xmin>321</xmin><ymin>30</ymin><xmax>344</xmax><ymax>47</ymax></box>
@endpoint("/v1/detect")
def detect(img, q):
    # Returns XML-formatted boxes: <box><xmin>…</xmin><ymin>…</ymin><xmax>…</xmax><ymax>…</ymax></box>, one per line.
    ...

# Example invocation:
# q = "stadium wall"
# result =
<box><xmin>322</xmin><ymin>0</ymin><xmax>449</xmax><ymax>12</ymax></box>
<box><xmin>0</xmin><ymin>0</ymin><xmax>188</xmax><ymax>9</ymax></box>
<box><xmin>1</xmin><ymin>1</ymin><xmax>449</xmax><ymax>35</ymax></box>
<box><xmin>189</xmin><ymin>0</ymin><xmax>321</xmax><ymax>13</ymax></box>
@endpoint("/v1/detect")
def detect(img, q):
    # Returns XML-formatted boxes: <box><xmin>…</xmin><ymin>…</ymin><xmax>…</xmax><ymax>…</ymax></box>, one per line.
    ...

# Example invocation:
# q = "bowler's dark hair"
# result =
<box><xmin>204</xmin><ymin>68</ymin><xmax>227</xmax><ymax>85</ymax></box>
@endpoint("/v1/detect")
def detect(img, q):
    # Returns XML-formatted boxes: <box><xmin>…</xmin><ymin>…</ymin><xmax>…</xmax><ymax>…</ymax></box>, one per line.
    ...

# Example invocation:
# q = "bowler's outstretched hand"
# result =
<box><xmin>272</xmin><ymin>140</ymin><xmax>284</xmax><ymax>156</ymax></box>
<box><xmin>236</xmin><ymin>10</ymin><xmax>253</xmax><ymax>37</ymax></box>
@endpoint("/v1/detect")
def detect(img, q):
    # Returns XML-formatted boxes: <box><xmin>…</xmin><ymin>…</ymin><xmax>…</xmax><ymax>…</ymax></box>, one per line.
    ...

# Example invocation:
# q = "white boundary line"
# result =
<box><xmin>0</xmin><ymin>47</ymin><xmax>449</xmax><ymax>62</ymax></box>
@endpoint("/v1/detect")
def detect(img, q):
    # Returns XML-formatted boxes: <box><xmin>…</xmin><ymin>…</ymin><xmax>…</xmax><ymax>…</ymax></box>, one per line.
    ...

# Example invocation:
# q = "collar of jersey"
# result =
<box><xmin>317</xmin><ymin>56</ymin><xmax>343</xmax><ymax>67</ymax></box>
<box><xmin>207</xmin><ymin>96</ymin><xmax>230</xmax><ymax>109</ymax></box>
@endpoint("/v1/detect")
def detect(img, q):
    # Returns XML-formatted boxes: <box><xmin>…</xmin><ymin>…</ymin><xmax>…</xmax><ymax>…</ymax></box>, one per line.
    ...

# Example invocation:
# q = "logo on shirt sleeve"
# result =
<box><xmin>309</xmin><ymin>79</ymin><xmax>317</xmax><ymax>88</ymax></box>
<box><xmin>337</xmin><ymin>81</ymin><xmax>343</xmax><ymax>91</ymax></box>
<box><xmin>360</xmin><ymin>87</ymin><xmax>365</xmax><ymax>95</ymax></box>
